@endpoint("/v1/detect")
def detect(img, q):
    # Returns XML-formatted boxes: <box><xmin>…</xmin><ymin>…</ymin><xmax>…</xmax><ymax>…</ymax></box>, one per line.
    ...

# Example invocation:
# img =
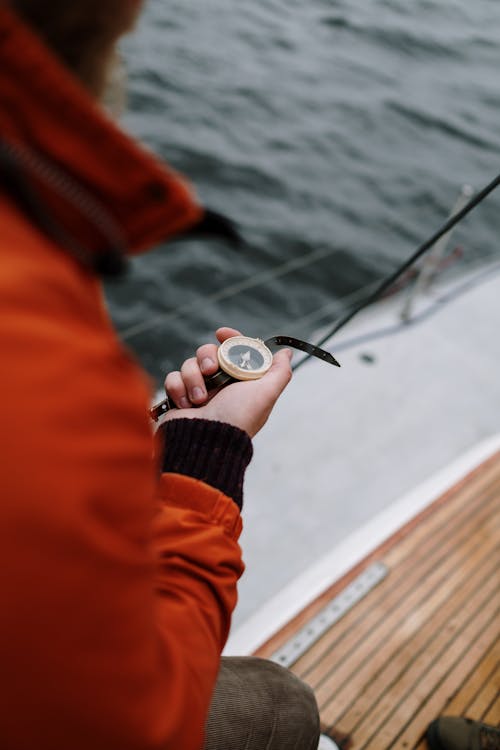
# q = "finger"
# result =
<box><xmin>258</xmin><ymin>348</ymin><xmax>293</xmax><ymax>401</ymax></box>
<box><xmin>215</xmin><ymin>327</ymin><xmax>241</xmax><ymax>344</ymax></box>
<box><xmin>165</xmin><ymin>371</ymin><xmax>191</xmax><ymax>409</ymax></box>
<box><xmin>196</xmin><ymin>343</ymin><xmax>220</xmax><ymax>375</ymax></box>
<box><xmin>180</xmin><ymin>357</ymin><xmax>208</xmax><ymax>405</ymax></box>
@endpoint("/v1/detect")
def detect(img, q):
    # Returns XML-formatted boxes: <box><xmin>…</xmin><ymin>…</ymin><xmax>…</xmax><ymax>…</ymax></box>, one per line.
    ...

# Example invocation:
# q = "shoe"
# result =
<box><xmin>427</xmin><ymin>717</ymin><xmax>500</xmax><ymax>750</ymax></box>
<box><xmin>318</xmin><ymin>734</ymin><xmax>340</xmax><ymax>750</ymax></box>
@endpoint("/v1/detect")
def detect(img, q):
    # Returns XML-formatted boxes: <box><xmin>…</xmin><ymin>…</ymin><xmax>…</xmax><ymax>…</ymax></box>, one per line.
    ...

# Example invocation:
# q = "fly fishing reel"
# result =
<box><xmin>150</xmin><ymin>334</ymin><xmax>340</xmax><ymax>422</ymax></box>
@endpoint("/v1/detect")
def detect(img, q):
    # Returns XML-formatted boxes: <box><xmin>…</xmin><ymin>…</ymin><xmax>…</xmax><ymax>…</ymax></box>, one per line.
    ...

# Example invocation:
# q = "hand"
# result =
<box><xmin>162</xmin><ymin>327</ymin><xmax>293</xmax><ymax>438</ymax></box>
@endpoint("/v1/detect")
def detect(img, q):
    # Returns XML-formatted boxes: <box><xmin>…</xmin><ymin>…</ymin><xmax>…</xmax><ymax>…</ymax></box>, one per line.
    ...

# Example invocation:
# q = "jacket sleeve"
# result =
<box><xmin>0</xmin><ymin>256</ymin><xmax>246</xmax><ymax>750</ymax></box>
<box><xmin>160</xmin><ymin>417</ymin><xmax>254</xmax><ymax>510</ymax></box>
<box><xmin>149</xmin><ymin>472</ymin><xmax>246</xmax><ymax>750</ymax></box>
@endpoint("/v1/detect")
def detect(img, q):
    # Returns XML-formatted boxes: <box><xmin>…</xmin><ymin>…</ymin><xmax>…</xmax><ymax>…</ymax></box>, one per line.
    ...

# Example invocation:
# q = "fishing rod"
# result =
<box><xmin>293</xmin><ymin>171</ymin><xmax>500</xmax><ymax>371</ymax></box>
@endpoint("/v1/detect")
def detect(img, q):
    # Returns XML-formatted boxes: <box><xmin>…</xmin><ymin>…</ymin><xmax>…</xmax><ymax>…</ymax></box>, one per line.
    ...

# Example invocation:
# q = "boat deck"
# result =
<box><xmin>238</xmin><ymin>266</ymin><xmax>500</xmax><ymax>629</ymax></box>
<box><xmin>254</xmin><ymin>452</ymin><xmax>500</xmax><ymax>749</ymax></box>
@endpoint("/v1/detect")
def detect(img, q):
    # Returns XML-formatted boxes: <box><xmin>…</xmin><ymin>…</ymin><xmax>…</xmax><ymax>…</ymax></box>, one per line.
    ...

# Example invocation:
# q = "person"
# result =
<box><xmin>427</xmin><ymin>717</ymin><xmax>500</xmax><ymax>750</ymax></box>
<box><xmin>0</xmin><ymin>1</ymin><xmax>326</xmax><ymax>748</ymax></box>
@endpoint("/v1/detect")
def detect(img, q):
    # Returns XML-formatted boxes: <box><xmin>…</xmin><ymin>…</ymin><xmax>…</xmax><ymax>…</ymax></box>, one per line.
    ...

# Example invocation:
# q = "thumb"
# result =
<box><xmin>258</xmin><ymin>348</ymin><xmax>293</xmax><ymax>400</ymax></box>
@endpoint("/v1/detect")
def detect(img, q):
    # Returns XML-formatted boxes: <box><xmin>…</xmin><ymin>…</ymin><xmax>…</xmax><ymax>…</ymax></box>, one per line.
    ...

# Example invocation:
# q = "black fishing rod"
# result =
<box><xmin>293</xmin><ymin>171</ymin><xmax>500</xmax><ymax>371</ymax></box>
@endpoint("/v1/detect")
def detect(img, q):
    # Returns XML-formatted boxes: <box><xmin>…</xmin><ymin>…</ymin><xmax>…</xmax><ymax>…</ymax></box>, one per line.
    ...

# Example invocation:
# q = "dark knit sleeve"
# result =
<box><xmin>160</xmin><ymin>418</ymin><xmax>253</xmax><ymax>510</ymax></box>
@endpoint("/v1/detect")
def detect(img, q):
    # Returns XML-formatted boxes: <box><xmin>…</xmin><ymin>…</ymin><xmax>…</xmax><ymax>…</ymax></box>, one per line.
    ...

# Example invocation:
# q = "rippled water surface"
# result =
<box><xmin>107</xmin><ymin>0</ymin><xmax>500</xmax><ymax>381</ymax></box>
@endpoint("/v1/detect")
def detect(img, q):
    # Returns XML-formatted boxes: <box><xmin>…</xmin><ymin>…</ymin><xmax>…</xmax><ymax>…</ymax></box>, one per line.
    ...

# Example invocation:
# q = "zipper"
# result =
<box><xmin>0</xmin><ymin>138</ymin><xmax>128</xmax><ymax>277</ymax></box>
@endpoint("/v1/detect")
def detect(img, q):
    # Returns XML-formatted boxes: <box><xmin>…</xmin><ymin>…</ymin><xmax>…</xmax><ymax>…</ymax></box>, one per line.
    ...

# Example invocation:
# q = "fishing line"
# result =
<box><xmin>120</xmin><ymin>244</ymin><xmax>339</xmax><ymax>340</ymax></box>
<box><xmin>293</xmin><ymin>171</ymin><xmax>500</xmax><ymax>371</ymax></box>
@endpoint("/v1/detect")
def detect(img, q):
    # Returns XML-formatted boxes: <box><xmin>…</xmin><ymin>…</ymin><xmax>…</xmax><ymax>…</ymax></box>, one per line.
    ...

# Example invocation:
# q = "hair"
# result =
<box><xmin>8</xmin><ymin>0</ymin><xmax>140</xmax><ymax>96</ymax></box>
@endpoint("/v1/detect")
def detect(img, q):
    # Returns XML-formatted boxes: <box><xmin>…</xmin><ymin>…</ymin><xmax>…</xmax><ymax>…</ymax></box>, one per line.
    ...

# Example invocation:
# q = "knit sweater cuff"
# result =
<box><xmin>161</xmin><ymin>418</ymin><xmax>253</xmax><ymax>510</ymax></box>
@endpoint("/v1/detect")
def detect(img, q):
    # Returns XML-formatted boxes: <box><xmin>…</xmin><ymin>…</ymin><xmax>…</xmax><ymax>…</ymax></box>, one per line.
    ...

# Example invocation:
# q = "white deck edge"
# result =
<box><xmin>224</xmin><ymin>434</ymin><xmax>500</xmax><ymax>657</ymax></box>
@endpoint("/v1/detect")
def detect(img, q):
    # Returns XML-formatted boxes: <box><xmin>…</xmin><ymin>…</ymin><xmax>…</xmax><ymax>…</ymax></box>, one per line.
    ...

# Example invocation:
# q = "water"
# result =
<box><xmin>107</xmin><ymin>0</ymin><xmax>500</xmax><ymax>382</ymax></box>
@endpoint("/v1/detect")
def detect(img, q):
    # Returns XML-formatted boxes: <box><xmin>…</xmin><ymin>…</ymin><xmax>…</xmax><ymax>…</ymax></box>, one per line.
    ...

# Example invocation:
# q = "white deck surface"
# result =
<box><xmin>231</xmin><ymin>262</ymin><xmax>500</xmax><ymax>632</ymax></box>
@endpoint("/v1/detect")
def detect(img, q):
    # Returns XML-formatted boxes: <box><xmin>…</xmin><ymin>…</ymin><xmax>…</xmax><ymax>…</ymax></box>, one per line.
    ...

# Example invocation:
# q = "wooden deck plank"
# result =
<box><xmin>321</xmin><ymin>540</ymin><xmax>499</xmax><ymax>731</ymax></box>
<box><xmin>294</xmin><ymin>475</ymin><xmax>499</xmax><ymax>683</ymax></box>
<box><xmin>482</xmin><ymin>694</ymin><xmax>500</xmax><ymax>725</ymax></box>
<box><xmin>409</xmin><ymin>650</ymin><xmax>500</xmax><ymax>750</ymax></box>
<box><xmin>382</xmin><ymin>461</ymin><xmax>500</xmax><ymax>568</ymax></box>
<box><xmin>466</xmin><ymin>662</ymin><xmax>500</xmax><ymax>719</ymax></box>
<box><xmin>378</xmin><ymin>614</ymin><xmax>500</xmax><ymax>750</ymax></box>
<box><xmin>443</xmin><ymin>638</ymin><xmax>500</xmax><ymax>715</ymax></box>
<box><xmin>314</xmin><ymin>456</ymin><xmax>500</xmax><ymax>750</ymax></box>
<box><xmin>315</xmin><ymin>512</ymin><xmax>500</xmax><ymax>718</ymax></box>
<box><xmin>333</xmin><ymin>575</ymin><xmax>499</xmax><ymax>746</ymax></box>
<box><xmin>301</xmin><ymin>493</ymin><xmax>499</xmax><ymax>703</ymax></box>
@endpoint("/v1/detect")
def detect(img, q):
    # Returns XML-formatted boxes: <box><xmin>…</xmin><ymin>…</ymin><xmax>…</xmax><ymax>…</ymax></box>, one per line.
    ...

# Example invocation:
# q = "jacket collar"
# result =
<box><xmin>0</xmin><ymin>7</ymin><xmax>203</xmax><ymax>266</ymax></box>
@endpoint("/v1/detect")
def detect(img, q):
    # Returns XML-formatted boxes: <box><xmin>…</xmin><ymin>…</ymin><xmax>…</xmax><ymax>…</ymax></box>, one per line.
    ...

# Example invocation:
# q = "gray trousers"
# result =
<box><xmin>204</xmin><ymin>657</ymin><xmax>320</xmax><ymax>750</ymax></box>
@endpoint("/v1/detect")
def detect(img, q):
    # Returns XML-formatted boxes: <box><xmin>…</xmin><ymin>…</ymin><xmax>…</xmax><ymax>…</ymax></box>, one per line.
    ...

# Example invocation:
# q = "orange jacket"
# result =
<box><xmin>0</xmin><ymin>9</ymin><xmax>245</xmax><ymax>750</ymax></box>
